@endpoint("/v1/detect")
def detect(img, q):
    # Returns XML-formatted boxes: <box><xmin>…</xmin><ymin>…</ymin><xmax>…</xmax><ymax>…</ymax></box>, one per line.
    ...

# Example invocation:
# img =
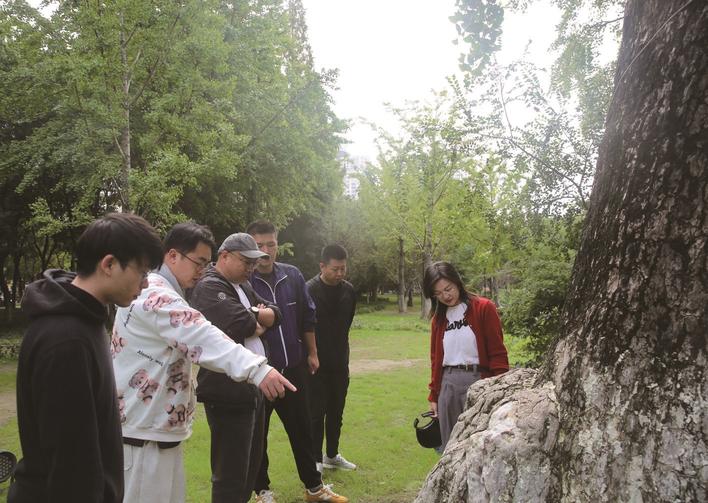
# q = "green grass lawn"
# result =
<box><xmin>0</xmin><ymin>297</ymin><xmax>531</xmax><ymax>502</ymax></box>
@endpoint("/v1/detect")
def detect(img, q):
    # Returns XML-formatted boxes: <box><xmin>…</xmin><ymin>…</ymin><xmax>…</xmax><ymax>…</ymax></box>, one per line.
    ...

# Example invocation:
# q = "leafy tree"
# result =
<box><xmin>499</xmin><ymin>214</ymin><xmax>580</xmax><ymax>365</ymax></box>
<box><xmin>184</xmin><ymin>0</ymin><xmax>345</xmax><ymax>238</ymax></box>
<box><xmin>450</xmin><ymin>155</ymin><xmax>524</xmax><ymax>300</ymax></box>
<box><xmin>0</xmin><ymin>0</ymin><xmax>345</xmax><ymax>295</ymax></box>
<box><xmin>451</xmin><ymin>0</ymin><xmax>625</xmax><ymax>215</ymax></box>
<box><xmin>359</xmin><ymin>93</ymin><xmax>520</xmax><ymax>315</ymax></box>
<box><xmin>370</xmin><ymin>103</ymin><xmax>456</xmax><ymax>312</ymax></box>
<box><xmin>447</xmin><ymin>0</ymin><xmax>625</xmax><ymax>358</ymax></box>
<box><xmin>321</xmin><ymin>195</ymin><xmax>385</xmax><ymax>302</ymax></box>
<box><xmin>452</xmin><ymin>0</ymin><xmax>624</xmax><ymax>88</ymax></box>
<box><xmin>417</xmin><ymin>3</ymin><xmax>708</xmax><ymax>499</ymax></box>
<box><xmin>0</xmin><ymin>0</ymin><xmax>81</xmax><ymax>318</ymax></box>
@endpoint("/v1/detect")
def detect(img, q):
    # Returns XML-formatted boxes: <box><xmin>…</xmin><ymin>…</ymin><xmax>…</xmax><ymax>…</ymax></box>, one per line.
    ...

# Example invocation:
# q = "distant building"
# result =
<box><xmin>339</xmin><ymin>150</ymin><xmax>367</xmax><ymax>198</ymax></box>
<box><xmin>343</xmin><ymin>176</ymin><xmax>359</xmax><ymax>199</ymax></box>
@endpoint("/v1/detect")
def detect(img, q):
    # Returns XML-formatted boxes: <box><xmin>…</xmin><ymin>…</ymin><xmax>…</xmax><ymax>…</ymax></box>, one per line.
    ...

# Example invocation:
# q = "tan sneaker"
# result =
<box><xmin>304</xmin><ymin>483</ymin><xmax>349</xmax><ymax>503</ymax></box>
<box><xmin>256</xmin><ymin>489</ymin><xmax>276</xmax><ymax>503</ymax></box>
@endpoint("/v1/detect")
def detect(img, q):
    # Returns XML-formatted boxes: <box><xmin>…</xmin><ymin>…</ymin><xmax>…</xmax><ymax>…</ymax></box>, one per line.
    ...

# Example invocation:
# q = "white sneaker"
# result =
<box><xmin>255</xmin><ymin>489</ymin><xmax>276</xmax><ymax>503</ymax></box>
<box><xmin>322</xmin><ymin>454</ymin><xmax>356</xmax><ymax>470</ymax></box>
<box><xmin>316</xmin><ymin>461</ymin><xmax>323</xmax><ymax>473</ymax></box>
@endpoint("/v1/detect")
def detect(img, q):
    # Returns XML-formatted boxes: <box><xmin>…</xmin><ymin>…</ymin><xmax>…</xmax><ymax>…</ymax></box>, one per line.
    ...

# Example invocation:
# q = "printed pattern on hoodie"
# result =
<box><xmin>112</xmin><ymin>272</ymin><xmax>272</xmax><ymax>442</ymax></box>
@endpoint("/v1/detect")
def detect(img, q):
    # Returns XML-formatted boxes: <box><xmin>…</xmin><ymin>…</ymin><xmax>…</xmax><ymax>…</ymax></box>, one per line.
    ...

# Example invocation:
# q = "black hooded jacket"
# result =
<box><xmin>8</xmin><ymin>270</ymin><xmax>123</xmax><ymax>503</ymax></box>
<box><xmin>189</xmin><ymin>265</ymin><xmax>281</xmax><ymax>408</ymax></box>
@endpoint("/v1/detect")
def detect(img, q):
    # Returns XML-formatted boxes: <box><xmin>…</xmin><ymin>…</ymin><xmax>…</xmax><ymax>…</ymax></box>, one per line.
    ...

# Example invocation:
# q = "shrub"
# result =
<box><xmin>501</xmin><ymin>257</ymin><xmax>573</xmax><ymax>366</ymax></box>
<box><xmin>0</xmin><ymin>338</ymin><xmax>21</xmax><ymax>359</ymax></box>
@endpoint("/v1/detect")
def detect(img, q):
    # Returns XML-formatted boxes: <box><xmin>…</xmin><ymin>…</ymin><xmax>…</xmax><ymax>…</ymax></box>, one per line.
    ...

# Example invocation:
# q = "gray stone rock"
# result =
<box><xmin>414</xmin><ymin>369</ymin><xmax>558</xmax><ymax>502</ymax></box>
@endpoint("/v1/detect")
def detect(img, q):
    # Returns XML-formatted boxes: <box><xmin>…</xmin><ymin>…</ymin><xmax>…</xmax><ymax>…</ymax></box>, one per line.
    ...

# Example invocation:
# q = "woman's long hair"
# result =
<box><xmin>422</xmin><ymin>261</ymin><xmax>470</xmax><ymax>321</ymax></box>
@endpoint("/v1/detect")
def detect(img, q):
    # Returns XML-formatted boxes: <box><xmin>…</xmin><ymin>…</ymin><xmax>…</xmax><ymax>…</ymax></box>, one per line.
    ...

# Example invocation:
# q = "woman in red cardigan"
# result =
<box><xmin>423</xmin><ymin>261</ymin><xmax>509</xmax><ymax>449</ymax></box>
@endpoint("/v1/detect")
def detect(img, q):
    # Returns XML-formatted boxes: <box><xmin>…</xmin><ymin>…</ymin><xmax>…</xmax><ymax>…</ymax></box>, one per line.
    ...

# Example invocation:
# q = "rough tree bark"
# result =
<box><xmin>118</xmin><ymin>12</ymin><xmax>132</xmax><ymax>211</ymax></box>
<box><xmin>415</xmin><ymin>1</ymin><xmax>707</xmax><ymax>501</ymax></box>
<box><xmin>398</xmin><ymin>236</ymin><xmax>407</xmax><ymax>313</ymax></box>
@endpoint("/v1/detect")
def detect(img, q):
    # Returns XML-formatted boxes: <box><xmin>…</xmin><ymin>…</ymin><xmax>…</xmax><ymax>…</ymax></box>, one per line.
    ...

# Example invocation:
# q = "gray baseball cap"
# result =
<box><xmin>218</xmin><ymin>232</ymin><xmax>269</xmax><ymax>259</ymax></box>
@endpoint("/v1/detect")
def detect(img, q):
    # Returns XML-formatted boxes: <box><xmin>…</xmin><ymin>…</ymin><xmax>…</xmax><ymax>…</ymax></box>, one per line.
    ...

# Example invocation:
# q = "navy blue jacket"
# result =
<box><xmin>250</xmin><ymin>262</ymin><xmax>317</xmax><ymax>370</ymax></box>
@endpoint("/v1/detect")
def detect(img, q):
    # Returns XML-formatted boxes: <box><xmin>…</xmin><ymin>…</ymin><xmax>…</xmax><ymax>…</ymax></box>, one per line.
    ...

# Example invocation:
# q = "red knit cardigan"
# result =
<box><xmin>427</xmin><ymin>295</ymin><xmax>509</xmax><ymax>403</ymax></box>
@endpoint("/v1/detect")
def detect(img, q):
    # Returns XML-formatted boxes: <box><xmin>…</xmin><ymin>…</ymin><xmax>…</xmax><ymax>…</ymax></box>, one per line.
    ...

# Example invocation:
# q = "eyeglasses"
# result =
<box><xmin>229</xmin><ymin>252</ymin><xmax>258</xmax><ymax>268</ymax></box>
<box><xmin>433</xmin><ymin>285</ymin><xmax>456</xmax><ymax>299</ymax></box>
<box><xmin>178</xmin><ymin>251</ymin><xmax>210</xmax><ymax>271</ymax></box>
<box><xmin>128</xmin><ymin>263</ymin><xmax>151</xmax><ymax>281</ymax></box>
<box><xmin>256</xmin><ymin>241</ymin><xmax>277</xmax><ymax>250</ymax></box>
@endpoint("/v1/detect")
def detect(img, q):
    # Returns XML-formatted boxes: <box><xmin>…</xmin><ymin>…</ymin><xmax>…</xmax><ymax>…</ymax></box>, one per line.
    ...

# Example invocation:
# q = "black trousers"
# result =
<box><xmin>254</xmin><ymin>363</ymin><xmax>321</xmax><ymax>493</ymax></box>
<box><xmin>309</xmin><ymin>367</ymin><xmax>349</xmax><ymax>461</ymax></box>
<box><xmin>204</xmin><ymin>393</ymin><xmax>265</xmax><ymax>503</ymax></box>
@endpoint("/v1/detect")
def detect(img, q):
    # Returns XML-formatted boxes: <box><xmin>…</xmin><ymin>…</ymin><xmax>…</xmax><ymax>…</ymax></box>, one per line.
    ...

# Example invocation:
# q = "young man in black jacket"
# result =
<box><xmin>189</xmin><ymin>232</ymin><xmax>281</xmax><ymax>503</ymax></box>
<box><xmin>8</xmin><ymin>213</ymin><xmax>163</xmax><ymax>503</ymax></box>
<box><xmin>306</xmin><ymin>245</ymin><xmax>357</xmax><ymax>471</ymax></box>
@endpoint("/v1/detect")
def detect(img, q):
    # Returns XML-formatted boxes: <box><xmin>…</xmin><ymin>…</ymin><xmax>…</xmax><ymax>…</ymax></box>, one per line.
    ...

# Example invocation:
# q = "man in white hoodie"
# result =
<box><xmin>113</xmin><ymin>222</ymin><xmax>295</xmax><ymax>503</ymax></box>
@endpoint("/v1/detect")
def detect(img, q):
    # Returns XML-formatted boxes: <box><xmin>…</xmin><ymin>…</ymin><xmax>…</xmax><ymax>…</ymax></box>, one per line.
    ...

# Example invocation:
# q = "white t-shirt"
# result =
<box><xmin>231</xmin><ymin>283</ymin><xmax>266</xmax><ymax>357</ymax></box>
<box><xmin>442</xmin><ymin>302</ymin><xmax>480</xmax><ymax>366</ymax></box>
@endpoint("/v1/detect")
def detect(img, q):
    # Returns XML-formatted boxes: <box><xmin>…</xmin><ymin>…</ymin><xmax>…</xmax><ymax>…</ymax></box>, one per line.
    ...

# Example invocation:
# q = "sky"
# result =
<box><xmin>301</xmin><ymin>0</ymin><xmax>561</xmax><ymax>160</ymax></box>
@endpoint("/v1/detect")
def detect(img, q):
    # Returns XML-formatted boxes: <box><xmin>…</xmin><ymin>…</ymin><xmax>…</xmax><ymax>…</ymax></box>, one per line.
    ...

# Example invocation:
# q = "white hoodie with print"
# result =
<box><xmin>112</xmin><ymin>268</ymin><xmax>271</xmax><ymax>442</ymax></box>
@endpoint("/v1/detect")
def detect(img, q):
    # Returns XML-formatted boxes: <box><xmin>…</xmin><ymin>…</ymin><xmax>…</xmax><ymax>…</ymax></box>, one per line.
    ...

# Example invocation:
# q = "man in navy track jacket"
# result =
<box><xmin>247</xmin><ymin>220</ymin><xmax>348</xmax><ymax>503</ymax></box>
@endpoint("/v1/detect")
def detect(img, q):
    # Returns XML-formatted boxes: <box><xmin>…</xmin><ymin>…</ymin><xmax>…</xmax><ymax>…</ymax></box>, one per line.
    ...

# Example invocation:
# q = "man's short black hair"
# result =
<box><xmin>75</xmin><ymin>213</ymin><xmax>163</xmax><ymax>277</ymax></box>
<box><xmin>246</xmin><ymin>219</ymin><xmax>277</xmax><ymax>236</ymax></box>
<box><xmin>163</xmin><ymin>222</ymin><xmax>215</xmax><ymax>255</ymax></box>
<box><xmin>321</xmin><ymin>244</ymin><xmax>348</xmax><ymax>263</ymax></box>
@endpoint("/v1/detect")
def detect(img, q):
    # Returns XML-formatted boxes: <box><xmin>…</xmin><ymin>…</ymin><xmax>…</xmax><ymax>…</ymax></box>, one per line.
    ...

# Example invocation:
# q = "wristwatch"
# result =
<box><xmin>250</xmin><ymin>306</ymin><xmax>260</xmax><ymax>316</ymax></box>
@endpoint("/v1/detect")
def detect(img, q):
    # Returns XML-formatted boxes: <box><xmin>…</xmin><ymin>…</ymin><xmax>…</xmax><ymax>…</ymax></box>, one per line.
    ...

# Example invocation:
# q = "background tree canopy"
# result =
<box><xmin>2</xmin><ymin>0</ymin><xmax>624</xmax><ymax>365</ymax></box>
<box><xmin>0</xmin><ymin>0</ymin><xmax>344</xmax><ymax>316</ymax></box>
<box><xmin>329</xmin><ymin>0</ymin><xmax>623</xmax><ymax>363</ymax></box>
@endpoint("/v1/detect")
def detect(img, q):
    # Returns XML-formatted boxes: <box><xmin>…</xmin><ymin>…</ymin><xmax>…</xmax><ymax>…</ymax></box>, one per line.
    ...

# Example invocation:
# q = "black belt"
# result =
<box><xmin>444</xmin><ymin>364</ymin><xmax>482</xmax><ymax>372</ymax></box>
<box><xmin>123</xmin><ymin>437</ymin><xmax>180</xmax><ymax>449</ymax></box>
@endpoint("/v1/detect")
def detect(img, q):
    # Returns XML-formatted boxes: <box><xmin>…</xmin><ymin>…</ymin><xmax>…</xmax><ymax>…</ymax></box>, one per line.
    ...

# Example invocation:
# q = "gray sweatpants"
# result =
<box><xmin>438</xmin><ymin>367</ymin><xmax>481</xmax><ymax>449</ymax></box>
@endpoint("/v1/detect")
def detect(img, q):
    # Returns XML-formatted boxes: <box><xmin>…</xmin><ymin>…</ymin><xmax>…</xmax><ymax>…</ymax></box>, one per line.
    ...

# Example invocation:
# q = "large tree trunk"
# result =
<box><xmin>421</xmin><ymin>220</ymin><xmax>433</xmax><ymax>318</ymax></box>
<box><xmin>416</xmin><ymin>1</ymin><xmax>708</xmax><ymax>501</ymax></box>
<box><xmin>397</xmin><ymin>237</ymin><xmax>406</xmax><ymax>313</ymax></box>
<box><xmin>118</xmin><ymin>16</ymin><xmax>132</xmax><ymax>212</ymax></box>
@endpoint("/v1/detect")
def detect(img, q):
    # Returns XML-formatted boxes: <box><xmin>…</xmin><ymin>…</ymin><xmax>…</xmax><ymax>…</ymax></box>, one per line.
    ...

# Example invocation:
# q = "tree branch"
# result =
<box><xmin>129</xmin><ymin>11</ymin><xmax>182</xmax><ymax>107</ymax></box>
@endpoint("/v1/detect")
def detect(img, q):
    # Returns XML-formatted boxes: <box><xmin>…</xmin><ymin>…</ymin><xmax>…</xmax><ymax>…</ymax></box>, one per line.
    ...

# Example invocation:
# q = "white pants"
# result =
<box><xmin>123</xmin><ymin>442</ymin><xmax>185</xmax><ymax>503</ymax></box>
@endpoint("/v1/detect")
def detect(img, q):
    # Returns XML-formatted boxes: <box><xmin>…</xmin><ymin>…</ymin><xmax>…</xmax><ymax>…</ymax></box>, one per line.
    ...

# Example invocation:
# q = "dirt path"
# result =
<box><xmin>349</xmin><ymin>358</ymin><xmax>426</xmax><ymax>375</ymax></box>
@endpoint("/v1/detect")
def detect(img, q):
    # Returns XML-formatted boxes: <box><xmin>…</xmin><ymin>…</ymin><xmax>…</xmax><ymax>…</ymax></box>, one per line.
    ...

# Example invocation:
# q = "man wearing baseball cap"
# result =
<box><xmin>189</xmin><ymin>233</ymin><xmax>283</xmax><ymax>503</ymax></box>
